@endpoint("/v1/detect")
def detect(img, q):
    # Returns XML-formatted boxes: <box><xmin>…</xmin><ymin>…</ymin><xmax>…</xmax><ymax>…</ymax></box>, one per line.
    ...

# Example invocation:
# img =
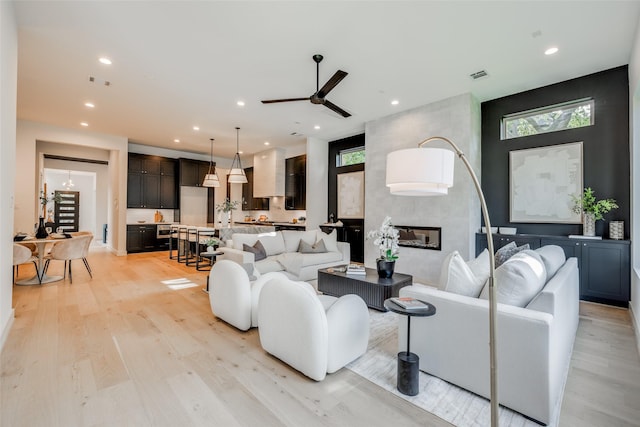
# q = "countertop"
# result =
<box><xmin>234</xmin><ymin>221</ymin><xmax>306</xmax><ymax>227</ymax></box>
<box><xmin>127</xmin><ymin>222</ymin><xmax>175</xmax><ymax>226</ymax></box>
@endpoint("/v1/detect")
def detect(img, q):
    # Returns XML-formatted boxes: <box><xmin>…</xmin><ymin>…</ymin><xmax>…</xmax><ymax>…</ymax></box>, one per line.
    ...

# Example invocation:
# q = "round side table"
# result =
<box><xmin>383</xmin><ymin>298</ymin><xmax>436</xmax><ymax>396</ymax></box>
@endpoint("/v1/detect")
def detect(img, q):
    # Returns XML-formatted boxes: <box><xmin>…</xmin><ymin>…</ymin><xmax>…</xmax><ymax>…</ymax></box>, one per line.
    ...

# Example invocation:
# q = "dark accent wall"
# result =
<box><xmin>481</xmin><ymin>66</ymin><xmax>630</xmax><ymax>238</ymax></box>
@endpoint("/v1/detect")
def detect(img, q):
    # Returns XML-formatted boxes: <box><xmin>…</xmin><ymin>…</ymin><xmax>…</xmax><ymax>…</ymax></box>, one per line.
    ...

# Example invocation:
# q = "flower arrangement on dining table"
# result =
<box><xmin>39</xmin><ymin>191</ymin><xmax>62</xmax><ymax>217</ymax></box>
<box><xmin>366</xmin><ymin>216</ymin><xmax>399</xmax><ymax>261</ymax></box>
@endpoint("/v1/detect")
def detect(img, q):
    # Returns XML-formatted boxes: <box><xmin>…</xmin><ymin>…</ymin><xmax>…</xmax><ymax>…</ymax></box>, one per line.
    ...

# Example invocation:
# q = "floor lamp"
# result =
<box><xmin>386</xmin><ymin>136</ymin><xmax>499</xmax><ymax>426</ymax></box>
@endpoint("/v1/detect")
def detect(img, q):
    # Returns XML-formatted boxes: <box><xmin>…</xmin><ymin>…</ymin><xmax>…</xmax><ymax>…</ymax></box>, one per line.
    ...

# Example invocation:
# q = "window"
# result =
<box><xmin>337</xmin><ymin>147</ymin><xmax>365</xmax><ymax>166</ymax></box>
<box><xmin>502</xmin><ymin>98</ymin><xmax>594</xmax><ymax>140</ymax></box>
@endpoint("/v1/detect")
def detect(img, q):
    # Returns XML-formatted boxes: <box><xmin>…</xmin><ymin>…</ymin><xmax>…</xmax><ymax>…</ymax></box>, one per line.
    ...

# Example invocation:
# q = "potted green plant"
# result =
<box><xmin>367</xmin><ymin>216</ymin><xmax>399</xmax><ymax>278</ymax></box>
<box><xmin>572</xmin><ymin>187</ymin><xmax>618</xmax><ymax>237</ymax></box>
<box><xmin>215</xmin><ymin>198</ymin><xmax>239</xmax><ymax>227</ymax></box>
<box><xmin>204</xmin><ymin>237</ymin><xmax>221</xmax><ymax>253</ymax></box>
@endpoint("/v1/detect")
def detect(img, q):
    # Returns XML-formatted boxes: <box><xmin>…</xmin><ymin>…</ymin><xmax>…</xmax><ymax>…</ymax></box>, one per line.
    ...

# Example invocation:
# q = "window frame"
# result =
<box><xmin>336</xmin><ymin>146</ymin><xmax>365</xmax><ymax>167</ymax></box>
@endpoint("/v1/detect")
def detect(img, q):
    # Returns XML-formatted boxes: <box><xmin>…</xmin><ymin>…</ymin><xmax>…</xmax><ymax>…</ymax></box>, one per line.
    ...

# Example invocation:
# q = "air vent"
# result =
<box><xmin>88</xmin><ymin>76</ymin><xmax>111</xmax><ymax>86</ymax></box>
<box><xmin>469</xmin><ymin>70</ymin><xmax>488</xmax><ymax>80</ymax></box>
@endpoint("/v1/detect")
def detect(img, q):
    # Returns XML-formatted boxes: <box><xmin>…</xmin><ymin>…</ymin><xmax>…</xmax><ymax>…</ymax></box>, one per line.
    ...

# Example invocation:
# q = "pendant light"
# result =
<box><xmin>228</xmin><ymin>127</ymin><xmax>248</xmax><ymax>184</ymax></box>
<box><xmin>202</xmin><ymin>138</ymin><xmax>220</xmax><ymax>187</ymax></box>
<box><xmin>62</xmin><ymin>170</ymin><xmax>75</xmax><ymax>190</ymax></box>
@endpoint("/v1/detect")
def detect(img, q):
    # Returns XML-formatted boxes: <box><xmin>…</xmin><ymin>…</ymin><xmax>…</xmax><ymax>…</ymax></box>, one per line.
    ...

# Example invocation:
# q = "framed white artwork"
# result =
<box><xmin>337</xmin><ymin>171</ymin><xmax>364</xmax><ymax>219</ymax></box>
<box><xmin>510</xmin><ymin>141</ymin><xmax>583</xmax><ymax>223</ymax></box>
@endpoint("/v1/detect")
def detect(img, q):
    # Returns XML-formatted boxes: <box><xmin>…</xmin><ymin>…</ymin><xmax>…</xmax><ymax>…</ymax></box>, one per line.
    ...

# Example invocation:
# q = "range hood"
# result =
<box><xmin>253</xmin><ymin>148</ymin><xmax>285</xmax><ymax>197</ymax></box>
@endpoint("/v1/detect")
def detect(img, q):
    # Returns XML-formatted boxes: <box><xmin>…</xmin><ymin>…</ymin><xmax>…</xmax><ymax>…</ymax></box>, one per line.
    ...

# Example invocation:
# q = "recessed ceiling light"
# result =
<box><xmin>391</xmin><ymin>100</ymin><xmax>399</xmax><ymax>106</ymax></box>
<box><xmin>84</xmin><ymin>102</ymin><xmax>95</xmax><ymax>108</ymax></box>
<box><xmin>174</xmin><ymin>139</ymin><xmax>180</xmax><ymax>143</ymax></box>
<box><xmin>193</xmin><ymin>126</ymin><xmax>200</xmax><ymax>131</ymax></box>
<box><xmin>237</xmin><ymin>101</ymin><xmax>245</xmax><ymax>107</ymax></box>
<box><xmin>545</xmin><ymin>47</ymin><xmax>559</xmax><ymax>55</ymax></box>
<box><xmin>264</xmin><ymin>141</ymin><xmax>270</xmax><ymax>146</ymax></box>
<box><xmin>99</xmin><ymin>57</ymin><xmax>112</xmax><ymax>65</ymax></box>
<box><xmin>80</xmin><ymin>122</ymin><xmax>88</xmax><ymax>127</ymax></box>
<box><xmin>314</xmin><ymin>125</ymin><xmax>320</xmax><ymax>130</ymax></box>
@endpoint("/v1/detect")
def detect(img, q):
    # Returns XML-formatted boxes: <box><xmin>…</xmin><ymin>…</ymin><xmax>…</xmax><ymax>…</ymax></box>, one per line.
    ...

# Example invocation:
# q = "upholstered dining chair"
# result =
<box><xmin>44</xmin><ymin>235</ymin><xmax>92</xmax><ymax>284</ymax></box>
<box><xmin>13</xmin><ymin>243</ymin><xmax>40</xmax><ymax>284</ymax></box>
<box><xmin>69</xmin><ymin>231</ymin><xmax>93</xmax><ymax>278</ymax></box>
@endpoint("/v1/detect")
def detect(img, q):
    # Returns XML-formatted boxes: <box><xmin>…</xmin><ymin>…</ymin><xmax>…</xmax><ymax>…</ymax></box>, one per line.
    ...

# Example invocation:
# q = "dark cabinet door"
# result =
<box><xmin>160</xmin><ymin>174</ymin><xmax>177</xmax><ymax>209</ymax></box>
<box><xmin>142</xmin><ymin>157</ymin><xmax>161</xmax><ymax>175</ymax></box>
<box><xmin>127</xmin><ymin>173</ymin><xmax>144</xmax><ymax>208</ymax></box>
<box><xmin>198</xmin><ymin>162</ymin><xmax>211</xmax><ymax>185</ymax></box>
<box><xmin>127</xmin><ymin>225</ymin><xmax>143</xmax><ymax>252</ymax></box>
<box><xmin>143</xmin><ymin>174</ymin><xmax>161</xmax><ymax>208</ymax></box>
<box><xmin>128</xmin><ymin>154</ymin><xmax>144</xmax><ymax>173</ymax></box>
<box><xmin>285</xmin><ymin>155</ymin><xmax>306</xmax><ymax>210</ymax></box>
<box><xmin>242</xmin><ymin>167</ymin><xmax>269</xmax><ymax>210</ymax></box>
<box><xmin>141</xmin><ymin>225</ymin><xmax>157</xmax><ymax>249</ymax></box>
<box><xmin>344</xmin><ymin>224</ymin><xmax>364</xmax><ymax>263</ymax></box>
<box><xmin>180</xmin><ymin>159</ymin><xmax>200</xmax><ymax>186</ymax></box>
<box><xmin>160</xmin><ymin>158</ymin><xmax>176</xmax><ymax>176</ymax></box>
<box><xmin>581</xmin><ymin>241</ymin><xmax>630</xmax><ymax>303</ymax></box>
<box><xmin>127</xmin><ymin>225</ymin><xmax>158</xmax><ymax>252</ymax></box>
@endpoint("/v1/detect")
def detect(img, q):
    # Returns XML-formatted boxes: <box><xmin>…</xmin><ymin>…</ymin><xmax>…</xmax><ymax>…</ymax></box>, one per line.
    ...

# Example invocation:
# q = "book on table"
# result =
<box><xmin>346</xmin><ymin>264</ymin><xmax>366</xmax><ymax>275</ymax></box>
<box><xmin>390</xmin><ymin>297</ymin><xmax>429</xmax><ymax>310</ymax></box>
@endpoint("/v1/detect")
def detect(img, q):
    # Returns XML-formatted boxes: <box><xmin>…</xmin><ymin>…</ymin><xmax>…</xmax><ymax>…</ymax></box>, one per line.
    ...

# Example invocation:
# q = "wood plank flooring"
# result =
<box><xmin>2</xmin><ymin>249</ymin><xmax>640</xmax><ymax>426</ymax></box>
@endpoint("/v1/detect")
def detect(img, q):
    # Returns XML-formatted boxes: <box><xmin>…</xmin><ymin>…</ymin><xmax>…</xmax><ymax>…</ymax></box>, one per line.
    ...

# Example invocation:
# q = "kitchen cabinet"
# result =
<box><xmin>242</xmin><ymin>167</ymin><xmax>269</xmax><ymax>211</ymax></box>
<box><xmin>285</xmin><ymin>154</ymin><xmax>306</xmax><ymax>210</ymax></box>
<box><xmin>476</xmin><ymin>233</ymin><xmax>630</xmax><ymax>306</ymax></box>
<box><xmin>127</xmin><ymin>224</ymin><xmax>158</xmax><ymax>252</ymax></box>
<box><xmin>127</xmin><ymin>154</ymin><xmax>177</xmax><ymax>209</ymax></box>
<box><xmin>179</xmin><ymin>158</ymin><xmax>211</xmax><ymax>187</ymax></box>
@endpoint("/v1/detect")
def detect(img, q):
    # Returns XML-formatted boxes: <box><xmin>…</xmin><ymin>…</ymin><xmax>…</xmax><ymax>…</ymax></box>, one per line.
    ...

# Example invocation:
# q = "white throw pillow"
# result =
<box><xmin>438</xmin><ymin>251</ymin><xmax>486</xmax><ymax>298</ymax></box>
<box><xmin>258</xmin><ymin>231</ymin><xmax>286</xmax><ymax>256</ymax></box>
<box><xmin>480</xmin><ymin>250</ymin><xmax>547</xmax><ymax>307</ymax></box>
<box><xmin>316</xmin><ymin>229</ymin><xmax>338</xmax><ymax>253</ymax></box>
<box><xmin>535</xmin><ymin>245</ymin><xmax>566</xmax><ymax>281</ymax></box>
<box><xmin>466</xmin><ymin>249</ymin><xmax>490</xmax><ymax>285</ymax></box>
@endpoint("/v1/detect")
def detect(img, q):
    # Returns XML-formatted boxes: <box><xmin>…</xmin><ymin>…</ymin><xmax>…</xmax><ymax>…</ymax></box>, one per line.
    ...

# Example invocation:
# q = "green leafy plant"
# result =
<box><xmin>215</xmin><ymin>198</ymin><xmax>239</xmax><ymax>213</ymax></box>
<box><xmin>366</xmin><ymin>216</ymin><xmax>399</xmax><ymax>261</ymax></box>
<box><xmin>204</xmin><ymin>237</ymin><xmax>221</xmax><ymax>247</ymax></box>
<box><xmin>39</xmin><ymin>191</ymin><xmax>61</xmax><ymax>207</ymax></box>
<box><xmin>572</xmin><ymin>187</ymin><xmax>618</xmax><ymax>221</ymax></box>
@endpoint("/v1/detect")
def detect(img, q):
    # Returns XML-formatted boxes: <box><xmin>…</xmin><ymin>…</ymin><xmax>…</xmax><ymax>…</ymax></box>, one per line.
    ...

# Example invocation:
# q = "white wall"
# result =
<box><xmin>364</xmin><ymin>93</ymin><xmax>481</xmax><ymax>284</ymax></box>
<box><xmin>0</xmin><ymin>0</ymin><xmax>17</xmax><ymax>350</ymax></box>
<box><xmin>16</xmin><ymin>120</ymin><xmax>128</xmax><ymax>255</ymax></box>
<box><xmin>628</xmin><ymin>14</ymin><xmax>640</xmax><ymax>354</ymax></box>
<box><xmin>305</xmin><ymin>137</ymin><xmax>329</xmax><ymax>230</ymax></box>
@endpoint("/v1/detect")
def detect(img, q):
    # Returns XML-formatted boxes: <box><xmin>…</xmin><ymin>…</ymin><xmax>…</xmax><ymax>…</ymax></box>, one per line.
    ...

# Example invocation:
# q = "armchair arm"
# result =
<box><xmin>336</xmin><ymin>241</ymin><xmax>350</xmax><ymax>263</ymax></box>
<box><xmin>219</xmin><ymin>247</ymin><xmax>255</xmax><ymax>265</ymax></box>
<box><xmin>325</xmin><ymin>294</ymin><xmax>369</xmax><ymax>373</ymax></box>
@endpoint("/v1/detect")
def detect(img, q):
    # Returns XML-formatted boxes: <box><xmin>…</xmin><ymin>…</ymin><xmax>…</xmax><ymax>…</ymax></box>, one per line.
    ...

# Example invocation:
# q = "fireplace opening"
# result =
<box><xmin>396</xmin><ymin>226</ymin><xmax>441</xmax><ymax>251</ymax></box>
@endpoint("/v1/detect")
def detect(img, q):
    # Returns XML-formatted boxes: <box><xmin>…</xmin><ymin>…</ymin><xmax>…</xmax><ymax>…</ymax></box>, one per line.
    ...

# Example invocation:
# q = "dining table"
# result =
<box><xmin>15</xmin><ymin>234</ymin><xmax>75</xmax><ymax>285</ymax></box>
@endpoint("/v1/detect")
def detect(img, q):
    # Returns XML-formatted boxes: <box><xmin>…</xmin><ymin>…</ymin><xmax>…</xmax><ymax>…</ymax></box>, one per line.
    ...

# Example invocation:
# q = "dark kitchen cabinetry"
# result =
<box><xmin>475</xmin><ymin>233</ymin><xmax>630</xmax><ymax>306</ymax></box>
<box><xmin>179</xmin><ymin>158</ymin><xmax>211</xmax><ymax>187</ymax></box>
<box><xmin>285</xmin><ymin>154</ymin><xmax>306</xmax><ymax>210</ymax></box>
<box><xmin>127</xmin><ymin>154</ymin><xmax>177</xmax><ymax>209</ymax></box>
<box><xmin>321</xmin><ymin>223</ymin><xmax>364</xmax><ymax>263</ymax></box>
<box><xmin>127</xmin><ymin>224</ymin><xmax>159</xmax><ymax>252</ymax></box>
<box><xmin>242</xmin><ymin>167</ymin><xmax>269</xmax><ymax>211</ymax></box>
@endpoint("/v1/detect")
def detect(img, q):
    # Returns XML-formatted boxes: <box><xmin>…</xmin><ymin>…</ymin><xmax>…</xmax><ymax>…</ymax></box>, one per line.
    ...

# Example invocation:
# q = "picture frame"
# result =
<box><xmin>510</xmin><ymin>141</ymin><xmax>583</xmax><ymax>223</ymax></box>
<box><xmin>337</xmin><ymin>171</ymin><xmax>364</xmax><ymax>219</ymax></box>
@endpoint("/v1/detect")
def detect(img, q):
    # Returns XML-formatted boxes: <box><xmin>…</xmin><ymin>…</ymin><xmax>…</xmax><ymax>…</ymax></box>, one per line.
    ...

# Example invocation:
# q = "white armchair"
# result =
<box><xmin>208</xmin><ymin>259</ymin><xmax>287</xmax><ymax>331</ymax></box>
<box><xmin>258</xmin><ymin>276</ymin><xmax>370</xmax><ymax>381</ymax></box>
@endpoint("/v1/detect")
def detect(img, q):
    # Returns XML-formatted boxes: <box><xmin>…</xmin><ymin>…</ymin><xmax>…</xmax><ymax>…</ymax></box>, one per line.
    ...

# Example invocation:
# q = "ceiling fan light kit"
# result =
<box><xmin>228</xmin><ymin>127</ymin><xmax>248</xmax><ymax>184</ymax></box>
<box><xmin>261</xmin><ymin>54</ymin><xmax>351</xmax><ymax>118</ymax></box>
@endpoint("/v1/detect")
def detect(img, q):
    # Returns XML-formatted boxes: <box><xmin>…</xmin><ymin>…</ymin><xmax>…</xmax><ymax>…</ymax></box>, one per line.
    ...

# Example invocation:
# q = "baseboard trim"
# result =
<box><xmin>0</xmin><ymin>308</ymin><xmax>16</xmax><ymax>351</ymax></box>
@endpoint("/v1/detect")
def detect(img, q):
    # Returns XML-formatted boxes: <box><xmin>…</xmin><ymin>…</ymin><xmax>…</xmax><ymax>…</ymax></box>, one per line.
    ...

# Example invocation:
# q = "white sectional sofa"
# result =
<box><xmin>397</xmin><ymin>245</ymin><xmax>579</xmax><ymax>425</ymax></box>
<box><xmin>220</xmin><ymin>229</ymin><xmax>350</xmax><ymax>282</ymax></box>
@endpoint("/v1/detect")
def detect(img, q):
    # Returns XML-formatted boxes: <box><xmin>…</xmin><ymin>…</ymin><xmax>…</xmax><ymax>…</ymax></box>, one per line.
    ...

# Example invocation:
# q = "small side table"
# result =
<box><xmin>383</xmin><ymin>298</ymin><xmax>436</xmax><ymax>396</ymax></box>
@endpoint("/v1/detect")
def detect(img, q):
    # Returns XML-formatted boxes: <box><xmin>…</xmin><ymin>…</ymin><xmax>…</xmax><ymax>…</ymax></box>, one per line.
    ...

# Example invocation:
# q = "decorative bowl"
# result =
<box><xmin>499</xmin><ymin>227</ymin><xmax>517</xmax><ymax>235</ymax></box>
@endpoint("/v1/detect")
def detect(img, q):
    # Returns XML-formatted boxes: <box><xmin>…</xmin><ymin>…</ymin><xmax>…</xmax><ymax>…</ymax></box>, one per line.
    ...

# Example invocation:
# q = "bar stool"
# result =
<box><xmin>176</xmin><ymin>226</ymin><xmax>190</xmax><ymax>263</ymax></box>
<box><xmin>185</xmin><ymin>227</ymin><xmax>199</xmax><ymax>266</ymax></box>
<box><xmin>169</xmin><ymin>225</ymin><xmax>180</xmax><ymax>260</ymax></box>
<box><xmin>195</xmin><ymin>227</ymin><xmax>218</xmax><ymax>271</ymax></box>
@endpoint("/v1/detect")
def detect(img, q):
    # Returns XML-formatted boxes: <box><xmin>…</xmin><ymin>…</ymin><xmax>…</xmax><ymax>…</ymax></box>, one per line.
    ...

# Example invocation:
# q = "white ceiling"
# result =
<box><xmin>13</xmin><ymin>1</ymin><xmax>640</xmax><ymax>159</ymax></box>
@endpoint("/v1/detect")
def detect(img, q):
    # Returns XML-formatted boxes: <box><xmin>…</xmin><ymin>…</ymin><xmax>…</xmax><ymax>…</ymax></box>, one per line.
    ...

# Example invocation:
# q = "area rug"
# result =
<box><xmin>346</xmin><ymin>310</ymin><xmax>557</xmax><ymax>427</ymax></box>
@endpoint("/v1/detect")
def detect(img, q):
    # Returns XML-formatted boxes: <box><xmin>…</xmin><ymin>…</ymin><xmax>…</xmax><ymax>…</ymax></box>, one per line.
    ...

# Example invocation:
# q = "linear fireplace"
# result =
<box><xmin>395</xmin><ymin>225</ymin><xmax>441</xmax><ymax>251</ymax></box>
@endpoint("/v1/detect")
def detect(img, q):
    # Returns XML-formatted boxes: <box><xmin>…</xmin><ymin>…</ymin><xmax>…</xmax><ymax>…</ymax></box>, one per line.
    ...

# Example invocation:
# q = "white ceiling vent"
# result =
<box><xmin>88</xmin><ymin>76</ymin><xmax>111</xmax><ymax>86</ymax></box>
<box><xmin>469</xmin><ymin>70</ymin><xmax>488</xmax><ymax>80</ymax></box>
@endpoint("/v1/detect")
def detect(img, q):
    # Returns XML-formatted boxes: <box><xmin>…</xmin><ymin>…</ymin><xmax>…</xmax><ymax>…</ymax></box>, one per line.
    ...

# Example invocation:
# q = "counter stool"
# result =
<box><xmin>176</xmin><ymin>227</ymin><xmax>190</xmax><ymax>263</ymax></box>
<box><xmin>169</xmin><ymin>225</ymin><xmax>180</xmax><ymax>260</ymax></box>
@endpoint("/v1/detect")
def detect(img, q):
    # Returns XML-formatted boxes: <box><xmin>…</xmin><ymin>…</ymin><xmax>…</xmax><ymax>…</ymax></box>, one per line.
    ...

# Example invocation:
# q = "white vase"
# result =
<box><xmin>583</xmin><ymin>212</ymin><xmax>596</xmax><ymax>236</ymax></box>
<box><xmin>227</xmin><ymin>211</ymin><xmax>232</xmax><ymax>228</ymax></box>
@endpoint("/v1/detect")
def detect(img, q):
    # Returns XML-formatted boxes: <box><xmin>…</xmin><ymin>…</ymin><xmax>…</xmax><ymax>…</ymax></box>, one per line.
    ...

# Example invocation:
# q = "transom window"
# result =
<box><xmin>502</xmin><ymin>98</ymin><xmax>594</xmax><ymax>140</ymax></box>
<box><xmin>337</xmin><ymin>146</ymin><xmax>365</xmax><ymax>166</ymax></box>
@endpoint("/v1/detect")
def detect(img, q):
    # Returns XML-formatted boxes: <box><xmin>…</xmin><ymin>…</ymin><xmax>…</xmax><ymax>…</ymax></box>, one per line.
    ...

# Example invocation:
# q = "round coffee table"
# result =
<box><xmin>383</xmin><ymin>298</ymin><xmax>436</xmax><ymax>396</ymax></box>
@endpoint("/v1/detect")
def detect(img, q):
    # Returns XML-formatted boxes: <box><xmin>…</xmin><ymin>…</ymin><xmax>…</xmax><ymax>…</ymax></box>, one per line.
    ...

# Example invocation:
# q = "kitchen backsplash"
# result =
<box><xmin>240</xmin><ymin>196</ymin><xmax>305</xmax><ymax>223</ymax></box>
<box><xmin>127</xmin><ymin>208</ymin><xmax>176</xmax><ymax>224</ymax></box>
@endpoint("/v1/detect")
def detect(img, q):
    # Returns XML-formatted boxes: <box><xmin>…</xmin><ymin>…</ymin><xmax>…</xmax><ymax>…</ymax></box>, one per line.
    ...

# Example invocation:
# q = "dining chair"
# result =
<box><xmin>69</xmin><ymin>231</ymin><xmax>93</xmax><ymax>278</ymax></box>
<box><xmin>43</xmin><ymin>235</ymin><xmax>92</xmax><ymax>284</ymax></box>
<box><xmin>13</xmin><ymin>243</ymin><xmax>41</xmax><ymax>284</ymax></box>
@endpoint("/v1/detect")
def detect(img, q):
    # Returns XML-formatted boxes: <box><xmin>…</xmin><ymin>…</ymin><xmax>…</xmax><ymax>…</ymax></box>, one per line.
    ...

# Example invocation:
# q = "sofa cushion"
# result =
<box><xmin>495</xmin><ymin>241</ymin><xmax>530</xmax><ymax>267</ymax></box>
<box><xmin>255</xmin><ymin>257</ymin><xmax>285</xmax><ymax>274</ymax></box>
<box><xmin>299</xmin><ymin>239</ymin><xmax>328</xmax><ymax>253</ymax></box>
<box><xmin>480</xmin><ymin>250</ymin><xmax>547</xmax><ymax>307</ymax></box>
<box><xmin>300</xmin><ymin>251</ymin><xmax>342</xmax><ymax>267</ymax></box>
<box><xmin>535</xmin><ymin>245</ymin><xmax>566</xmax><ymax>281</ymax></box>
<box><xmin>466</xmin><ymin>249</ymin><xmax>490</xmax><ymax>285</ymax></box>
<box><xmin>232</xmin><ymin>233</ymin><xmax>260</xmax><ymax>251</ymax></box>
<box><xmin>282</xmin><ymin>230</ymin><xmax>317</xmax><ymax>253</ymax></box>
<box><xmin>243</xmin><ymin>240</ymin><xmax>267</xmax><ymax>261</ymax></box>
<box><xmin>258</xmin><ymin>231</ymin><xmax>286</xmax><ymax>256</ymax></box>
<box><xmin>316</xmin><ymin>229</ymin><xmax>338</xmax><ymax>253</ymax></box>
<box><xmin>438</xmin><ymin>250</ymin><xmax>486</xmax><ymax>298</ymax></box>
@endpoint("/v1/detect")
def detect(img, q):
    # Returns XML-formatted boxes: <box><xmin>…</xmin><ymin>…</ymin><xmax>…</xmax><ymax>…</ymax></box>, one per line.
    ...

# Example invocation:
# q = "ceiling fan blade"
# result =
<box><xmin>323</xmin><ymin>100</ymin><xmax>351</xmax><ymax>118</ymax></box>
<box><xmin>317</xmin><ymin>70</ymin><xmax>348</xmax><ymax>98</ymax></box>
<box><xmin>261</xmin><ymin>97</ymin><xmax>309</xmax><ymax>104</ymax></box>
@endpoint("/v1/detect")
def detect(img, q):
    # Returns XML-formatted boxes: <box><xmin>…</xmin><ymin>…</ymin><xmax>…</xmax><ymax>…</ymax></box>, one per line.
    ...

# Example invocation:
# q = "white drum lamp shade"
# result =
<box><xmin>386</xmin><ymin>147</ymin><xmax>455</xmax><ymax>195</ymax></box>
<box><xmin>202</xmin><ymin>173</ymin><xmax>220</xmax><ymax>187</ymax></box>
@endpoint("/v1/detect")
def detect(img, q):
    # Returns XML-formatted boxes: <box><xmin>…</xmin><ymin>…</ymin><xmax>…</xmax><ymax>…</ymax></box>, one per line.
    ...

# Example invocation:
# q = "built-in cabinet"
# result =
<box><xmin>285</xmin><ymin>155</ymin><xmax>306</xmax><ymax>210</ymax></box>
<box><xmin>127</xmin><ymin>224</ymin><xmax>162</xmax><ymax>252</ymax></box>
<box><xmin>127</xmin><ymin>153</ymin><xmax>177</xmax><ymax>209</ymax></box>
<box><xmin>242</xmin><ymin>167</ymin><xmax>269</xmax><ymax>211</ymax></box>
<box><xmin>476</xmin><ymin>233</ymin><xmax>630</xmax><ymax>307</ymax></box>
<box><xmin>179</xmin><ymin>158</ymin><xmax>211</xmax><ymax>187</ymax></box>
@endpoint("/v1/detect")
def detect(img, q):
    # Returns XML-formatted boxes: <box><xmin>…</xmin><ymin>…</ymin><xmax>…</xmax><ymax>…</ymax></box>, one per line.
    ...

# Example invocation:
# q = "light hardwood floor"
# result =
<box><xmin>2</xmin><ymin>249</ymin><xmax>640</xmax><ymax>426</ymax></box>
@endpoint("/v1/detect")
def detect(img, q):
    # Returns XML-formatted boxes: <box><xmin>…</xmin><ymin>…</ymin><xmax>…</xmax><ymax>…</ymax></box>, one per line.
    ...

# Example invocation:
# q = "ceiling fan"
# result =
<box><xmin>261</xmin><ymin>54</ymin><xmax>351</xmax><ymax>118</ymax></box>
